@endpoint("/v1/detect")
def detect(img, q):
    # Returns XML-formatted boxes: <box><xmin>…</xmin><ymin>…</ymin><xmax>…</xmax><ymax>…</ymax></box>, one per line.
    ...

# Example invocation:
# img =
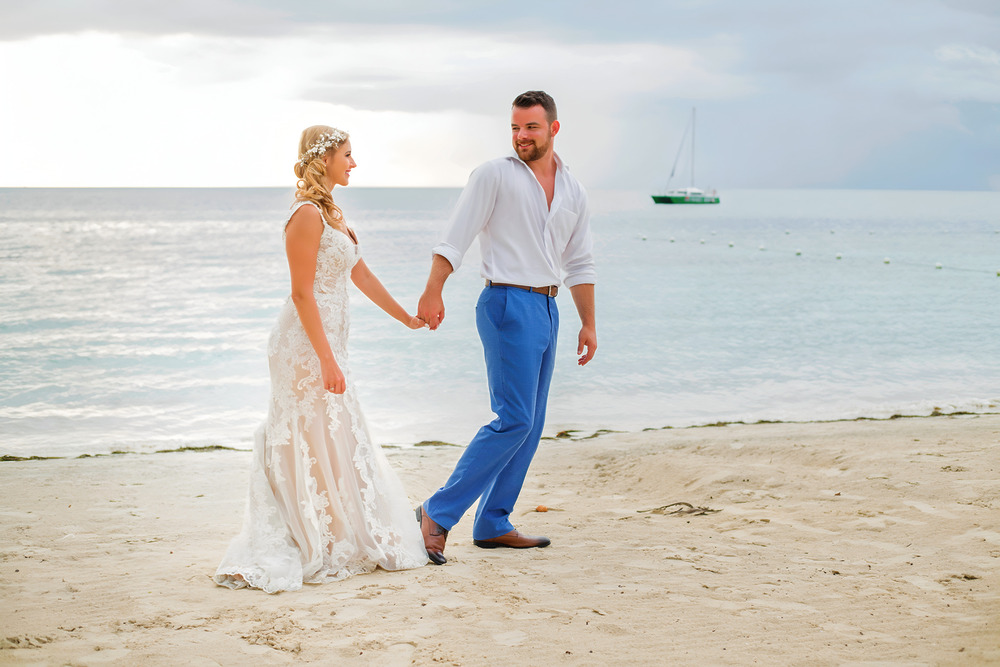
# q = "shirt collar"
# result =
<box><xmin>508</xmin><ymin>150</ymin><xmax>565</xmax><ymax>175</ymax></box>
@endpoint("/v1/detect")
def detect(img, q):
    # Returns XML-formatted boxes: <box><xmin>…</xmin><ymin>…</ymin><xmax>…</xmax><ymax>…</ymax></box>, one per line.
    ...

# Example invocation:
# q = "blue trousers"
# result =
<box><xmin>425</xmin><ymin>286</ymin><xmax>559</xmax><ymax>540</ymax></box>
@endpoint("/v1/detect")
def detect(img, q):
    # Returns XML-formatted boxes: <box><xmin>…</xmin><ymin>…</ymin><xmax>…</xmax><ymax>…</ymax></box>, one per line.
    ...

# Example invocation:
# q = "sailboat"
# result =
<box><xmin>651</xmin><ymin>107</ymin><xmax>720</xmax><ymax>205</ymax></box>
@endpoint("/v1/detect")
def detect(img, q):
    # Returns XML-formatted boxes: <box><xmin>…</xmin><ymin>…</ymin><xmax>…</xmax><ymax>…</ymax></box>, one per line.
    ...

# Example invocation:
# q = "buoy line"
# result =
<box><xmin>647</xmin><ymin>234</ymin><xmax>999</xmax><ymax>276</ymax></box>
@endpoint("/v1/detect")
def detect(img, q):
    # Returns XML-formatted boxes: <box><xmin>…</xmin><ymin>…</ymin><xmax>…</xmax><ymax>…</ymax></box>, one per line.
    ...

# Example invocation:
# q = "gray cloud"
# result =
<box><xmin>2</xmin><ymin>0</ymin><xmax>996</xmax><ymax>189</ymax></box>
<box><xmin>943</xmin><ymin>0</ymin><xmax>1000</xmax><ymax>16</ymax></box>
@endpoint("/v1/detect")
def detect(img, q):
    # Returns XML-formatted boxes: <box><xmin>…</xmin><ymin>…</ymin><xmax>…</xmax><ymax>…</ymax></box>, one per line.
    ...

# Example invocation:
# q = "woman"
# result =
<box><xmin>214</xmin><ymin>126</ymin><xmax>427</xmax><ymax>593</ymax></box>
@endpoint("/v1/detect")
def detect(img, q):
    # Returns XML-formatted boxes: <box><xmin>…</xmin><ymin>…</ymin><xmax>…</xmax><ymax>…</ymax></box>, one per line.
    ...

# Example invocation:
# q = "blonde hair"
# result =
<box><xmin>293</xmin><ymin>125</ymin><xmax>348</xmax><ymax>227</ymax></box>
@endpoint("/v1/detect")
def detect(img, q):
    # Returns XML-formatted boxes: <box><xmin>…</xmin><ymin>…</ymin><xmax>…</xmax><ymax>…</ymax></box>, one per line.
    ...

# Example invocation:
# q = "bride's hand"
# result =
<box><xmin>321</xmin><ymin>359</ymin><xmax>346</xmax><ymax>394</ymax></box>
<box><xmin>406</xmin><ymin>315</ymin><xmax>428</xmax><ymax>330</ymax></box>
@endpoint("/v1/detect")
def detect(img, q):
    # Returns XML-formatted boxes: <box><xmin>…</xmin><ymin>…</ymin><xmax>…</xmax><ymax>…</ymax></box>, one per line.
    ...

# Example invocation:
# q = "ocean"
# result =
<box><xmin>1</xmin><ymin>187</ymin><xmax>998</xmax><ymax>458</ymax></box>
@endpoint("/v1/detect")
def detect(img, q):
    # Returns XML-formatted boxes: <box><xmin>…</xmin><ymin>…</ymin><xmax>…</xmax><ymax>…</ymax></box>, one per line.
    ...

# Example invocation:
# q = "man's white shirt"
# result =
<box><xmin>433</xmin><ymin>152</ymin><xmax>596</xmax><ymax>288</ymax></box>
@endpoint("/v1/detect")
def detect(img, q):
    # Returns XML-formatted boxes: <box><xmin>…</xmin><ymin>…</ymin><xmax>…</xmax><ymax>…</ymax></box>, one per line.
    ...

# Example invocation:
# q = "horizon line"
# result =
<box><xmin>1</xmin><ymin>185</ymin><xmax>999</xmax><ymax>193</ymax></box>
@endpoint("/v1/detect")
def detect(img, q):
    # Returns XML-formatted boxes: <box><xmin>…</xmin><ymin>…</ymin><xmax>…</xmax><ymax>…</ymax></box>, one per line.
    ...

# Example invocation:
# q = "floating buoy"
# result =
<box><xmin>883</xmin><ymin>257</ymin><xmax>890</xmax><ymax>264</ymax></box>
<box><xmin>728</xmin><ymin>242</ymin><xmax>734</xmax><ymax>247</ymax></box>
<box><xmin>700</xmin><ymin>239</ymin><xmax>705</xmax><ymax>244</ymax></box>
<box><xmin>785</xmin><ymin>230</ymin><xmax>790</xmax><ymax>235</ymax></box>
<box><xmin>670</xmin><ymin>237</ymin><xmax>675</xmax><ymax>243</ymax></box>
<box><xmin>795</xmin><ymin>249</ymin><xmax>802</xmax><ymax>256</ymax></box>
<box><xmin>836</xmin><ymin>253</ymin><xmax>842</xmax><ymax>260</ymax></box>
<box><xmin>935</xmin><ymin>263</ymin><xmax>942</xmax><ymax>270</ymax></box>
<box><xmin>711</xmin><ymin>231</ymin><xmax>717</xmax><ymax>236</ymax></box>
<box><xmin>759</xmin><ymin>245</ymin><xmax>766</xmax><ymax>251</ymax></box>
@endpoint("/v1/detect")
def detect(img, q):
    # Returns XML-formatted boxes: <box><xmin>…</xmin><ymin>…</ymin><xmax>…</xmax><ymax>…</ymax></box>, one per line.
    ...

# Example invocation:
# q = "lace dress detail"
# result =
<box><xmin>214</xmin><ymin>200</ymin><xmax>427</xmax><ymax>593</ymax></box>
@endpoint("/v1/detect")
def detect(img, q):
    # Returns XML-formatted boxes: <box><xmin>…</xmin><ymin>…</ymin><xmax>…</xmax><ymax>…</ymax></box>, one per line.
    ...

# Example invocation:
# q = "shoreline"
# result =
<box><xmin>2</xmin><ymin>413</ymin><xmax>998</xmax><ymax>664</ymax></box>
<box><xmin>4</xmin><ymin>408</ymin><xmax>999</xmax><ymax>462</ymax></box>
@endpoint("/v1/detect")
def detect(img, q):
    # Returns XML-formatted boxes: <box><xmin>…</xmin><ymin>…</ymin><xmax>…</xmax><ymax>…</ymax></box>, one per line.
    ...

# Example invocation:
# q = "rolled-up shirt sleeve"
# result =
<box><xmin>561</xmin><ymin>191</ymin><xmax>596</xmax><ymax>287</ymax></box>
<box><xmin>432</xmin><ymin>162</ymin><xmax>499</xmax><ymax>272</ymax></box>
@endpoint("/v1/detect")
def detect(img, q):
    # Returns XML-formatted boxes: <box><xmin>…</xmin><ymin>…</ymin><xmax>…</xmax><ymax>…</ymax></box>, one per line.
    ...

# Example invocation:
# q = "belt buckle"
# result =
<box><xmin>546</xmin><ymin>285</ymin><xmax>556</xmax><ymax>297</ymax></box>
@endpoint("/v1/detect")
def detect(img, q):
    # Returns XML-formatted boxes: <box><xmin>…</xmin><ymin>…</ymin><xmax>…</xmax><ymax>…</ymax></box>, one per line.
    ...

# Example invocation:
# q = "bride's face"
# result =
<box><xmin>323</xmin><ymin>140</ymin><xmax>355</xmax><ymax>188</ymax></box>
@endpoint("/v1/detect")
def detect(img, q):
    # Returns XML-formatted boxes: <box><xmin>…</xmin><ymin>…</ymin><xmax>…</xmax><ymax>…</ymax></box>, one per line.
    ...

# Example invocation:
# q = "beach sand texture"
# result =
<box><xmin>2</xmin><ymin>415</ymin><xmax>998</xmax><ymax>665</ymax></box>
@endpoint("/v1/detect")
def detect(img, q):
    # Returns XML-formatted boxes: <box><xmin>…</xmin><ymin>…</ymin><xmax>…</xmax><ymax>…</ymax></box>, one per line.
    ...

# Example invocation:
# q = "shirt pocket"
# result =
<box><xmin>545</xmin><ymin>206</ymin><xmax>580</xmax><ymax>257</ymax></box>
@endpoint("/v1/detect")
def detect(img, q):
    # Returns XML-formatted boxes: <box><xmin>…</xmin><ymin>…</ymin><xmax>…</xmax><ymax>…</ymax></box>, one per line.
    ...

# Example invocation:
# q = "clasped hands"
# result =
<box><xmin>417</xmin><ymin>289</ymin><xmax>446</xmax><ymax>331</ymax></box>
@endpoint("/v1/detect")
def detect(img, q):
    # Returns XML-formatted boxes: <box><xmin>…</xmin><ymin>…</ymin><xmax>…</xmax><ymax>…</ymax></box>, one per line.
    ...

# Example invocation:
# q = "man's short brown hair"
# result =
<box><xmin>513</xmin><ymin>91</ymin><xmax>557</xmax><ymax>123</ymax></box>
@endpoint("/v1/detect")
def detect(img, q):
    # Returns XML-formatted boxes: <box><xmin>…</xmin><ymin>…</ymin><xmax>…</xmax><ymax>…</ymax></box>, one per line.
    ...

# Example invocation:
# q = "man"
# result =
<box><xmin>416</xmin><ymin>90</ymin><xmax>597</xmax><ymax>565</ymax></box>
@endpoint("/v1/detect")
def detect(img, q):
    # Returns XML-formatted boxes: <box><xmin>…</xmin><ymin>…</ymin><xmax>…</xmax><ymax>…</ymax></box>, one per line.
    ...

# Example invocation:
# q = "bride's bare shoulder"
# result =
<box><xmin>285</xmin><ymin>202</ymin><xmax>325</xmax><ymax>237</ymax></box>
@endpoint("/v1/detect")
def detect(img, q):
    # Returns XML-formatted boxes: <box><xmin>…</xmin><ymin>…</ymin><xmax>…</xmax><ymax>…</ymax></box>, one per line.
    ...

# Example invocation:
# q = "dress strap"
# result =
<box><xmin>284</xmin><ymin>200</ymin><xmax>357</xmax><ymax>246</ymax></box>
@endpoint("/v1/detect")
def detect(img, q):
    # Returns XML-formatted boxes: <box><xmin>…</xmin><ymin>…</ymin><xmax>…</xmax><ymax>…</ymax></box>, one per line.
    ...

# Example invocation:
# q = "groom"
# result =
<box><xmin>416</xmin><ymin>90</ymin><xmax>597</xmax><ymax>564</ymax></box>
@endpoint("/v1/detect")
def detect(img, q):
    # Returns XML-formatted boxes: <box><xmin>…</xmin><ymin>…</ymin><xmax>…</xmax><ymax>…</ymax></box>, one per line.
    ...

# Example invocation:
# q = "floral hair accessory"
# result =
<box><xmin>298</xmin><ymin>129</ymin><xmax>349</xmax><ymax>166</ymax></box>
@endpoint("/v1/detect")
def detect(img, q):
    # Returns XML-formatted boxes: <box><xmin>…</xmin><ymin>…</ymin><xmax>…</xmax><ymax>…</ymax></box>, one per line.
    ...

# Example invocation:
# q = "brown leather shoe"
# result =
<box><xmin>416</xmin><ymin>505</ymin><xmax>448</xmax><ymax>565</ymax></box>
<box><xmin>473</xmin><ymin>529</ymin><xmax>551</xmax><ymax>549</ymax></box>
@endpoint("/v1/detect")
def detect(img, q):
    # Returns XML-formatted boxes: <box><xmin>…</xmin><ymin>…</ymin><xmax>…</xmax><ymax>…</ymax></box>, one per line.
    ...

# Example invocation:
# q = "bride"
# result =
<box><xmin>214</xmin><ymin>126</ymin><xmax>428</xmax><ymax>593</ymax></box>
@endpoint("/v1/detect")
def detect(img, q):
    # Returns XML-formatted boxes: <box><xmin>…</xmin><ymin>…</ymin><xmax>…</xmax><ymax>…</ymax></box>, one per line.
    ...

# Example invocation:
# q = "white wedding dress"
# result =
<box><xmin>214</xmin><ymin>200</ymin><xmax>427</xmax><ymax>593</ymax></box>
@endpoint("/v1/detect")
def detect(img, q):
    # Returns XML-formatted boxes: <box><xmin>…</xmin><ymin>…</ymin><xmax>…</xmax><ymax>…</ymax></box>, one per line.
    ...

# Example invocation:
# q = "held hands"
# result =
<box><xmin>406</xmin><ymin>314</ymin><xmax>428</xmax><ymax>330</ymax></box>
<box><xmin>577</xmin><ymin>326</ymin><xmax>597</xmax><ymax>366</ymax></box>
<box><xmin>417</xmin><ymin>289</ymin><xmax>445</xmax><ymax>331</ymax></box>
<box><xmin>321</xmin><ymin>358</ymin><xmax>346</xmax><ymax>394</ymax></box>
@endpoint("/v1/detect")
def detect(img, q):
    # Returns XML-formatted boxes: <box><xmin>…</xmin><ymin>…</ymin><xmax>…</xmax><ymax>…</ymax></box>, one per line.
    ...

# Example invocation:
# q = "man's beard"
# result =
<box><xmin>516</xmin><ymin>136</ymin><xmax>551</xmax><ymax>162</ymax></box>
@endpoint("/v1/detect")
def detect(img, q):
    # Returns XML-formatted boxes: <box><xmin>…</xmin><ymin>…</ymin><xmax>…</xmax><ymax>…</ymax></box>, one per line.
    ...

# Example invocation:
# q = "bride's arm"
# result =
<box><xmin>285</xmin><ymin>208</ymin><xmax>346</xmax><ymax>393</ymax></box>
<box><xmin>350</xmin><ymin>259</ymin><xmax>424</xmax><ymax>329</ymax></box>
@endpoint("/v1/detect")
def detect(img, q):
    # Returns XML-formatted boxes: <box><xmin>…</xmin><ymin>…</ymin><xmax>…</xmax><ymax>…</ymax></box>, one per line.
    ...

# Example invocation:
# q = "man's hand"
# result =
<box><xmin>577</xmin><ymin>326</ymin><xmax>597</xmax><ymax>365</ymax></box>
<box><xmin>418</xmin><ymin>289</ymin><xmax>445</xmax><ymax>330</ymax></box>
<box><xmin>418</xmin><ymin>254</ymin><xmax>454</xmax><ymax>331</ymax></box>
<box><xmin>569</xmin><ymin>283</ymin><xmax>596</xmax><ymax>366</ymax></box>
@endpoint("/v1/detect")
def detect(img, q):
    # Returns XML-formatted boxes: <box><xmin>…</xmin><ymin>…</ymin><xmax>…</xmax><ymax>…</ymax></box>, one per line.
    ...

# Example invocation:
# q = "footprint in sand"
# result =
<box><xmin>493</xmin><ymin>630</ymin><xmax>528</xmax><ymax>646</ymax></box>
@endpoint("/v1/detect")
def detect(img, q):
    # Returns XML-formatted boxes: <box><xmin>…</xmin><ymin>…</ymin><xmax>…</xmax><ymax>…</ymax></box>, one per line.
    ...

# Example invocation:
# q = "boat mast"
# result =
<box><xmin>666</xmin><ymin>114</ymin><xmax>689</xmax><ymax>191</ymax></box>
<box><xmin>691</xmin><ymin>107</ymin><xmax>696</xmax><ymax>189</ymax></box>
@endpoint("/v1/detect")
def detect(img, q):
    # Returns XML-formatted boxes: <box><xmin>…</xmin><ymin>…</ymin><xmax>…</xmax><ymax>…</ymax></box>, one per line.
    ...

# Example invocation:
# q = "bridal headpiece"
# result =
<box><xmin>298</xmin><ymin>129</ymin><xmax>349</xmax><ymax>166</ymax></box>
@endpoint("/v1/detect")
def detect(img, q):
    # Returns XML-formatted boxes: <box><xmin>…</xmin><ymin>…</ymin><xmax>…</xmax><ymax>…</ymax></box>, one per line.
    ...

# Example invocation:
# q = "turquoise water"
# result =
<box><xmin>1</xmin><ymin>187</ymin><xmax>998</xmax><ymax>457</ymax></box>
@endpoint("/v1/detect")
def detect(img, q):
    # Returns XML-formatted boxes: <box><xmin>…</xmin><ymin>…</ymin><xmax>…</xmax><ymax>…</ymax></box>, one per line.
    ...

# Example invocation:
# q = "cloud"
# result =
<box><xmin>0</xmin><ymin>24</ymin><xmax>756</xmax><ymax>187</ymax></box>
<box><xmin>943</xmin><ymin>0</ymin><xmax>1000</xmax><ymax>17</ymax></box>
<box><xmin>0</xmin><ymin>0</ymin><xmax>293</xmax><ymax>40</ymax></box>
<box><xmin>0</xmin><ymin>0</ymin><xmax>997</xmax><ymax>189</ymax></box>
<box><xmin>294</xmin><ymin>28</ymin><xmax>751</xmax><ymax>115</ymax></box>
<box><xmin>936</xmin><ymin>44</ymin><xmax>1000</xmax><ymax>65</ymax></box>
<box><xmin>930</xmin><ymin>45</ymin><xmax>1000</xmax><ymax>102</ymax></box>
<box><xmin>0</xmin><ymin>31</ymin><xmax>516</xmax><ymax>186</ymax></box>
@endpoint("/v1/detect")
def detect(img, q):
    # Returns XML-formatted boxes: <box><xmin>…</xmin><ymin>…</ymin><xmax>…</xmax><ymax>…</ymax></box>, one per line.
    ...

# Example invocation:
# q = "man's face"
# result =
<box><xmin>511</xmin><ymin>105</ymin><xmax>558</xmax><ymax>162</ymax></box>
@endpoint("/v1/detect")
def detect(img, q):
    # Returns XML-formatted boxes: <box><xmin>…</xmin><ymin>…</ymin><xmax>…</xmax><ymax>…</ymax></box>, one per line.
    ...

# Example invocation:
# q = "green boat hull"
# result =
<box><xmin>651</xmin><ymin>194</ymin><xmax>719</xmax><ymax>204</ymax></box>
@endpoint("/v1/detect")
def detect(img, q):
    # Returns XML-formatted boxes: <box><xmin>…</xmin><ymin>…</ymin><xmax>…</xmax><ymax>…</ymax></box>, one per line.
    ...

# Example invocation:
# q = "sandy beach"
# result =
<box><xmin>2</xmin><ymin>414</ymin><xmax>998</xmax><ymax>665</ymax></box>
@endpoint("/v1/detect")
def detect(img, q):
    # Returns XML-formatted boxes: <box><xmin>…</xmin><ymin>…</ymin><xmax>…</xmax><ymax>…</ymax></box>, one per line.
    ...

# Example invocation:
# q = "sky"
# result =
<box><xmin>0</xmin><ymin>0</ymin><xmax>997</xmax><ymax>190</ymax></box>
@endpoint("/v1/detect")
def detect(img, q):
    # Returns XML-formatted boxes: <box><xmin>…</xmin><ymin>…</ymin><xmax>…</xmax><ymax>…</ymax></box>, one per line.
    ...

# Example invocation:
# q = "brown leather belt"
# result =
<box><xmin>485</xmin><ymin>280</ymin><xmax>558</xmax><ymax>297</ymax></box>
